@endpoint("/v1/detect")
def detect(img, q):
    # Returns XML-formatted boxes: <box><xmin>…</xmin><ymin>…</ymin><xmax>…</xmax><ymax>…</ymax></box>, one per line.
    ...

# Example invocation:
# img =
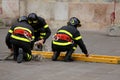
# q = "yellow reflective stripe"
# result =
<box><xmin>11</xmin><ymin>35</ymin><xmax>30</xmax><ymax>42</ymax></box>
<box><xmin>58</xmin><ymin>30</ymin><xmax>73</xmax><ymax>38</ymax></box>
<box><xmin>40</xmin><ymin>36</ymin><xmax>44</xmax><ymax>39</ymax></box>
<box><xmin>73</xmin><ymin>46</ymin><xmax>77</xmax><ymax>50</ymax></box>
<box><xmin>28</xmin><ymin>20</ymin><xmax>32</xmax><ymax>24</ymax></box>
<box><xmin>32</xmin><ymin>36</ymin><xmax>35</xmax><ymax>39</ymax></box>
<box><xmin>53</xmin><ymin>41</ymin><xmax>72</xmax><ymax>46</ymax></box>
<box><xmin>71</xmin><ymin>19</ymin><xmax>75</xmax><ymax>24</ymax></box>
<box><xmin>33</xmin><ymin>20</ymin><xmax>38</xmax><ymax>23</ymax></box>
<box><xmin>44</xmin><ymin>24</ymin><xmax>48</xmax><ymax>28</ymax></box>
<box><xmin>27</xmin><ymin>53</ymin><xmax>32</xmax><ymax>60</ymax></box>
<box><xmin>40</xmin><ymin>33</ymin><xmax>46</xmax><ymax>35</ymax></box>
<box><xmin>74</xmin><ymin>36</ymin><xmax>82</xmax><ymax>40</ymax></box>
<box><xmin>14</xmin><ymin>27</ymin><xmax>32</xmax><ymax>34</ymax></box>
<box><xmin>8</xmin><ymin>29</ymin><xmax>13</xmax><ymax>33</ymax></box>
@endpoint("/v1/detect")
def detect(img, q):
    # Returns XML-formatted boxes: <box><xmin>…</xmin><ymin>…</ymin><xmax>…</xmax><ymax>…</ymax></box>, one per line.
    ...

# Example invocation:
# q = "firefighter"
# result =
<box><xmin>5</xmin><ymin>16</ymin><xmax>35</xmax><ymax>63</ymax></box>
<box><xmin>52</xmin><ymin>17</ymin><xmax>89</xmax><ymax>62</ymax></box>
<box><xmin>28</xmin><ymin>13</ymin><xmax>51</xmax><ymax>51</ymax></box>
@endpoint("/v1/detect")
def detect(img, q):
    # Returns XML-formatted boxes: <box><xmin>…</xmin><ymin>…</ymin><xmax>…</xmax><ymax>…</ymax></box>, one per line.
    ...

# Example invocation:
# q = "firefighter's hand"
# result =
<box><xmin>85</xmin><ymin>53</ymin><xmax>89</xmax><ymax>57</ymax></box>
<box><xmin>35</xmin><ymin>39</ymin><xmax>44</xmax><ymax>45</ymax></box>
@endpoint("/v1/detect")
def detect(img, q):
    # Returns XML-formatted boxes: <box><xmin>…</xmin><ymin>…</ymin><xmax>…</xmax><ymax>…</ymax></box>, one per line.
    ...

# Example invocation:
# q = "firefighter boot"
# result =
<box><xmin>64</xmin><ymin>50</ymin><xmax>74</xmax><ymax>62</ymax></box>
<box><xmin>24</xmin><ymin>53</ymin><xmax>32</xmax><ymax>61</ymax></box>
<box><xmin>17</xmin><ymin>48</ymin><xmax>23</xmax><ymax>63</ymax></box>
<box><xmin>13</xmin><ymin>52</ymin><xmax>18</xmax><ymax>61</ymax></box>
<box><xmin>52</xmin><ymin>51</ymin><xmax>60</xmax><ymax>61</ymax></box>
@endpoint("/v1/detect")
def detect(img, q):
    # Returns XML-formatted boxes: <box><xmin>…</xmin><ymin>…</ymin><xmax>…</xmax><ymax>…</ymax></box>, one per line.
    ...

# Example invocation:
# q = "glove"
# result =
<box><xmin>34</xmin><ymin>39</ymin><xmax>44</xmax><ymax>45</ymax></box>
<box><xmin>85</xmin><ymin>53</ymin><xmax>89</xmax><ymax>57</ymax></box>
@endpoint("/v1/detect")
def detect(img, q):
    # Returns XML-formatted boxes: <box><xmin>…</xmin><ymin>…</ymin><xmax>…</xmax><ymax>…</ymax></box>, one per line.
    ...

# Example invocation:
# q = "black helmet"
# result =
<box><xmin>68</xmin><ymin>17</ymin><xmax>81</xmax><ymax>27</ymax></box>
<box><xmin>18</xmin><ymin>16</ymin><xmax>28</xmax><ymax>22</ymax></box>
<box><xmin>28</xmin><ymin>13</ymin><xmax>38</xmax><ymax>24</ymax></box>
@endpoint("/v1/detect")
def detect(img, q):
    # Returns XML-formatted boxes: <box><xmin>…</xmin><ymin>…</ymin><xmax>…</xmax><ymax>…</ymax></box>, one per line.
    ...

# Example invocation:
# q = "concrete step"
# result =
<box><xmin>32</xmin><ymin>51</ymin><xmax>120</xmax><ymax>64</ymax></box>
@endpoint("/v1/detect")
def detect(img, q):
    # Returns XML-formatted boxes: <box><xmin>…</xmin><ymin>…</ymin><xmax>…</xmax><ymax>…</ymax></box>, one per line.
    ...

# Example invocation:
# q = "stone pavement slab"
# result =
<box><xmin>0</xmin><ymin>28</ymin><xmax>120</xmax><ymax>80</ymax></box>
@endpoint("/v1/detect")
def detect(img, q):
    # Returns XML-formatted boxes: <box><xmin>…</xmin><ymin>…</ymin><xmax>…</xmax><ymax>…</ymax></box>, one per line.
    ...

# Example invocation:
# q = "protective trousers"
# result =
<box><xmin>11</xmin><ymin>38</ymin><xmax>32</xmax><ymax>61</ymax></box>
<box><xmin>52</xmin><ymin>43</ymin><xmax>77</xmax><ymax>61</ymax></box>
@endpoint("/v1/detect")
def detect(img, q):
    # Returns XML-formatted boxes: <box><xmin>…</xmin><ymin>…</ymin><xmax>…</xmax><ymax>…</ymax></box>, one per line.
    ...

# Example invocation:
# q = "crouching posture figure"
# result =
<box><xmin>28</xmin><ymin>13</ymin><xmax>51</xmax><ymax>51</ymax></box>
<box><xmin>52</xmin><ymin>17</ymin><xmax>89</xmax><ymax>62</ymax></box>
<box><xmin>5</xmin><ymin>16</ymin><xmax>35</xmax><ymax>63</ymax></box>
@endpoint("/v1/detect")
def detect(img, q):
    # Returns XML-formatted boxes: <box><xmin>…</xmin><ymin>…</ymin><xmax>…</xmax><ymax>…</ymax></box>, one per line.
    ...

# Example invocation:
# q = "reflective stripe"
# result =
<box><xmin>33</xmin><ymin>20</ymin><xmax>38</xmax><ymax>23</ymax></box>
<box><xmin>40</xmin><ymin>33</ymin><xmax>46</xmax><ymax>35</ymax></box>
<box><xmin>71</xmin><ymin>19</ymin><xmax>75</xmax><ymax>24</ymax></box>
<box><xmin>73</xmin><ymin>46</ymin><xmax>77</xmax><ymax>50</ymax></box>
<box><xmin>53</xmin><ymin>41</ymin><xmax>72</xmax><ymax>46</ymax></box>
<box><xmin>32</xmin><ymin>36</ymin><xmax>35</xmax><ymax>39</ymax></box>
<box><xmin>8</xmin><ymin>29</ymin><xmax>13</xmax><ymax>33</ymax></box>
<box><xmin>40</xmin><ymin>36</ymin><xmax>44</xmax><ymax>39</ymax></box>
<box><xmin>28</xmin><ymin>20</ymin><xmax>32</xmax><ymax>24</ymax></box>
<box><xmin>27</xmin><ymin>53</ymin><xmax>32</xmax><ymax>60</ymax></box>
<box><xmin>44</xmin><ymin>24</ymin><xmax>48</xmax><ymax>28</ymax></box>
<box><xmin>39</xmin><ymin>33</ymin><xmax>46</xmax><ymax>39</ymax></box>
<box><xmin>11</xmin><ymin>35</ymin><xmax>30</xmax><ymax>42</ymax></box>
<box><xmin>58</xmin><ymin>30</ymin><xmax>73</xmax><ymax>38</ymax></box>
<box><xmin>14</xmin><ymin>27</ymin><xmax>32</xmax><ymax>34</ymax></box>
<box><xmin>74</xmin><ymin>36</ymin><xmax>82</xmax><ymax>40</ymax></box>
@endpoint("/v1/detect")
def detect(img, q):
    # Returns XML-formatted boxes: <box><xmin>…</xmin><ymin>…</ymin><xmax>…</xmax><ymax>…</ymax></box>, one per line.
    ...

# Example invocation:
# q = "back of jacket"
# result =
<box><xmin>5</xmin><ymin>22</ymin><xmax>34</xmax><ymax>49</ymax></box>
<box><xmin>54</xmin><ymin>25</ymin><xmax>88</xmax><ymax>54</ymax></box>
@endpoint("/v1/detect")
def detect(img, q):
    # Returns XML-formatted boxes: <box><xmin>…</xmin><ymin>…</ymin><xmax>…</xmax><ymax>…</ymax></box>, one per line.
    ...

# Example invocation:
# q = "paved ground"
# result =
<box><xmin>0</xmin><ymin>28</ymin><xmax>120</xmax><ymax>80</ymax></box>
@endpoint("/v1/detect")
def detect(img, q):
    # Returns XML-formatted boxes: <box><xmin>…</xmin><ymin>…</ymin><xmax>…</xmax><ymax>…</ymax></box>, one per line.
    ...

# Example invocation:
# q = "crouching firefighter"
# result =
<box><xmin>52</xmin><ymin>17</ymin><xmax>89</xmax><ymax>62</ymax></box>
<box><xmin>5</xmin><ymin>16</ymin><xmax>35</xmax><ymax>63</ymax></box>
<box><xmin>28</xmin><ymin>13</ymin><xmax>51</xmax><ymax>51</ymax></box>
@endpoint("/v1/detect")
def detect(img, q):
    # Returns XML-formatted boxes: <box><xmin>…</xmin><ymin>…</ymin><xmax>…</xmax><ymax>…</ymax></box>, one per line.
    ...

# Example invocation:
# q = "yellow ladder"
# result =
<box><xmin>32</xmin><ymin>51</ymin><xmax>120</xmax><ymax>64</ymax></box>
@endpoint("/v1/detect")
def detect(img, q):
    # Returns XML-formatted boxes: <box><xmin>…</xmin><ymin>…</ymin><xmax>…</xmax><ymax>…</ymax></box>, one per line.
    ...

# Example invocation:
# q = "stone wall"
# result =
<box><xmin>26</xmin><ymin>0</ymin><xmax>120</xmax><ymax>31</ymax></box>
<box><xmin>0</xmin><ymin>0</ymin><xmax>120</xmax><ymax>31</ymax></box>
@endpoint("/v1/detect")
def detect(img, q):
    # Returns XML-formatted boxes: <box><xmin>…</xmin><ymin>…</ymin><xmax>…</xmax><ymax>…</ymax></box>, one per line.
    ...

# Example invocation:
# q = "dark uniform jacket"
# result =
<box><xmin>53</xmin><ymin>25</ymin><xmax>88</xmax><ymax>54</ymax></box>
<box><xmin>5</xmin><ymin>22</ymin><xmax>34</xmax><ymax>49</ymax></box>
<box><xmin>30</xmin><ymin>16</ymin><xmax>51</xmax><ymax>43</ymax></box>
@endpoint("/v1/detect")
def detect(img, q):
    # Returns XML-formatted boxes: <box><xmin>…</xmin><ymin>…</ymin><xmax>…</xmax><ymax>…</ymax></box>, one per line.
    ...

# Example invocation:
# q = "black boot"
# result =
<box><xmin>13</xmin><ymin>53</ymin><xmax>18</xmax><ymax>61</ymax></box>
<box><xmin>64</xmin><ymin>50</ymin><xmax>74</xmax><ymax>62</ymax></box>
<box><xmin>52</xmin><ymin>51</ymin><xmax>60</xmax><ymax>61</ymax></box>
<box><xmin>17</xmin><ymin>48</ymin><xmax>23</xmax><ymax>63</ymax></box>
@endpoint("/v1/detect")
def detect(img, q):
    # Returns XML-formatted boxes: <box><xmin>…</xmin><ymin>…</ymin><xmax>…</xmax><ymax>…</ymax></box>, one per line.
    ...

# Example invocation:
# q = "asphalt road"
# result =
<box><xmin>0</xmin><ymin>28</ymin><xmax>120</xmax><ymax>80</ymax></box>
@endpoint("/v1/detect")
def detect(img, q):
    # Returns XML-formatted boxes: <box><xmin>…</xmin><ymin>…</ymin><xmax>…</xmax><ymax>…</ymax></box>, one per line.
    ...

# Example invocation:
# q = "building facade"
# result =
<box><xmin>0</xmin><ymin>0</ymin><xmax>120</xmax><ymax>31</ymax></box>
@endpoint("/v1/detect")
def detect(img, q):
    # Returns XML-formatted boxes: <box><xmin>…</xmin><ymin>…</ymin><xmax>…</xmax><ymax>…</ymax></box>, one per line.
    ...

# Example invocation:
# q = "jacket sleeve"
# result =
<box><xmin>43</xmin><ymin>27</ymin><xmax>51</xmax><ymax>42</ymax></box>
<box><xmin>38</xmin><ymin>17</ymin><xmax>51</xmax><ymax>42</ymax></box>
<box><xmin>5</xmin><ymin>26</ymin><xmax>15</xmax><ymax>49</ymax></box>
<box><xmin>31</xmin><ymin>27</ymin><xmax>35</xmax><ymax>41</ymax></box>
<box><xmin>76</xmin><ymin>39</ymin><xmax>88</xmax><ymax>54</ymax></box>
<box><xmin>30</xmin><ymin>27</ymin><xmax>35</xmax><ymax>50</ymax></box>
<box><xmin>5</xmin><ymin>32</ymin><xmax>12</xmax><ymax>49</ymax></box>
<box><xmin>73</xmin><ymin>31</ymin><xmax>88</xmax><ymax>54</ymax></box>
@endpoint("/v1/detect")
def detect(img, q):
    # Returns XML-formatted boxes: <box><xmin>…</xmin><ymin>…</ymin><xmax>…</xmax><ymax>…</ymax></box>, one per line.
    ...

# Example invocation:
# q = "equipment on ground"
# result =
<box><xmin>32</xmin><ymin>51</ymin><xmax>120</xmax><ymax>64</ymax></box>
